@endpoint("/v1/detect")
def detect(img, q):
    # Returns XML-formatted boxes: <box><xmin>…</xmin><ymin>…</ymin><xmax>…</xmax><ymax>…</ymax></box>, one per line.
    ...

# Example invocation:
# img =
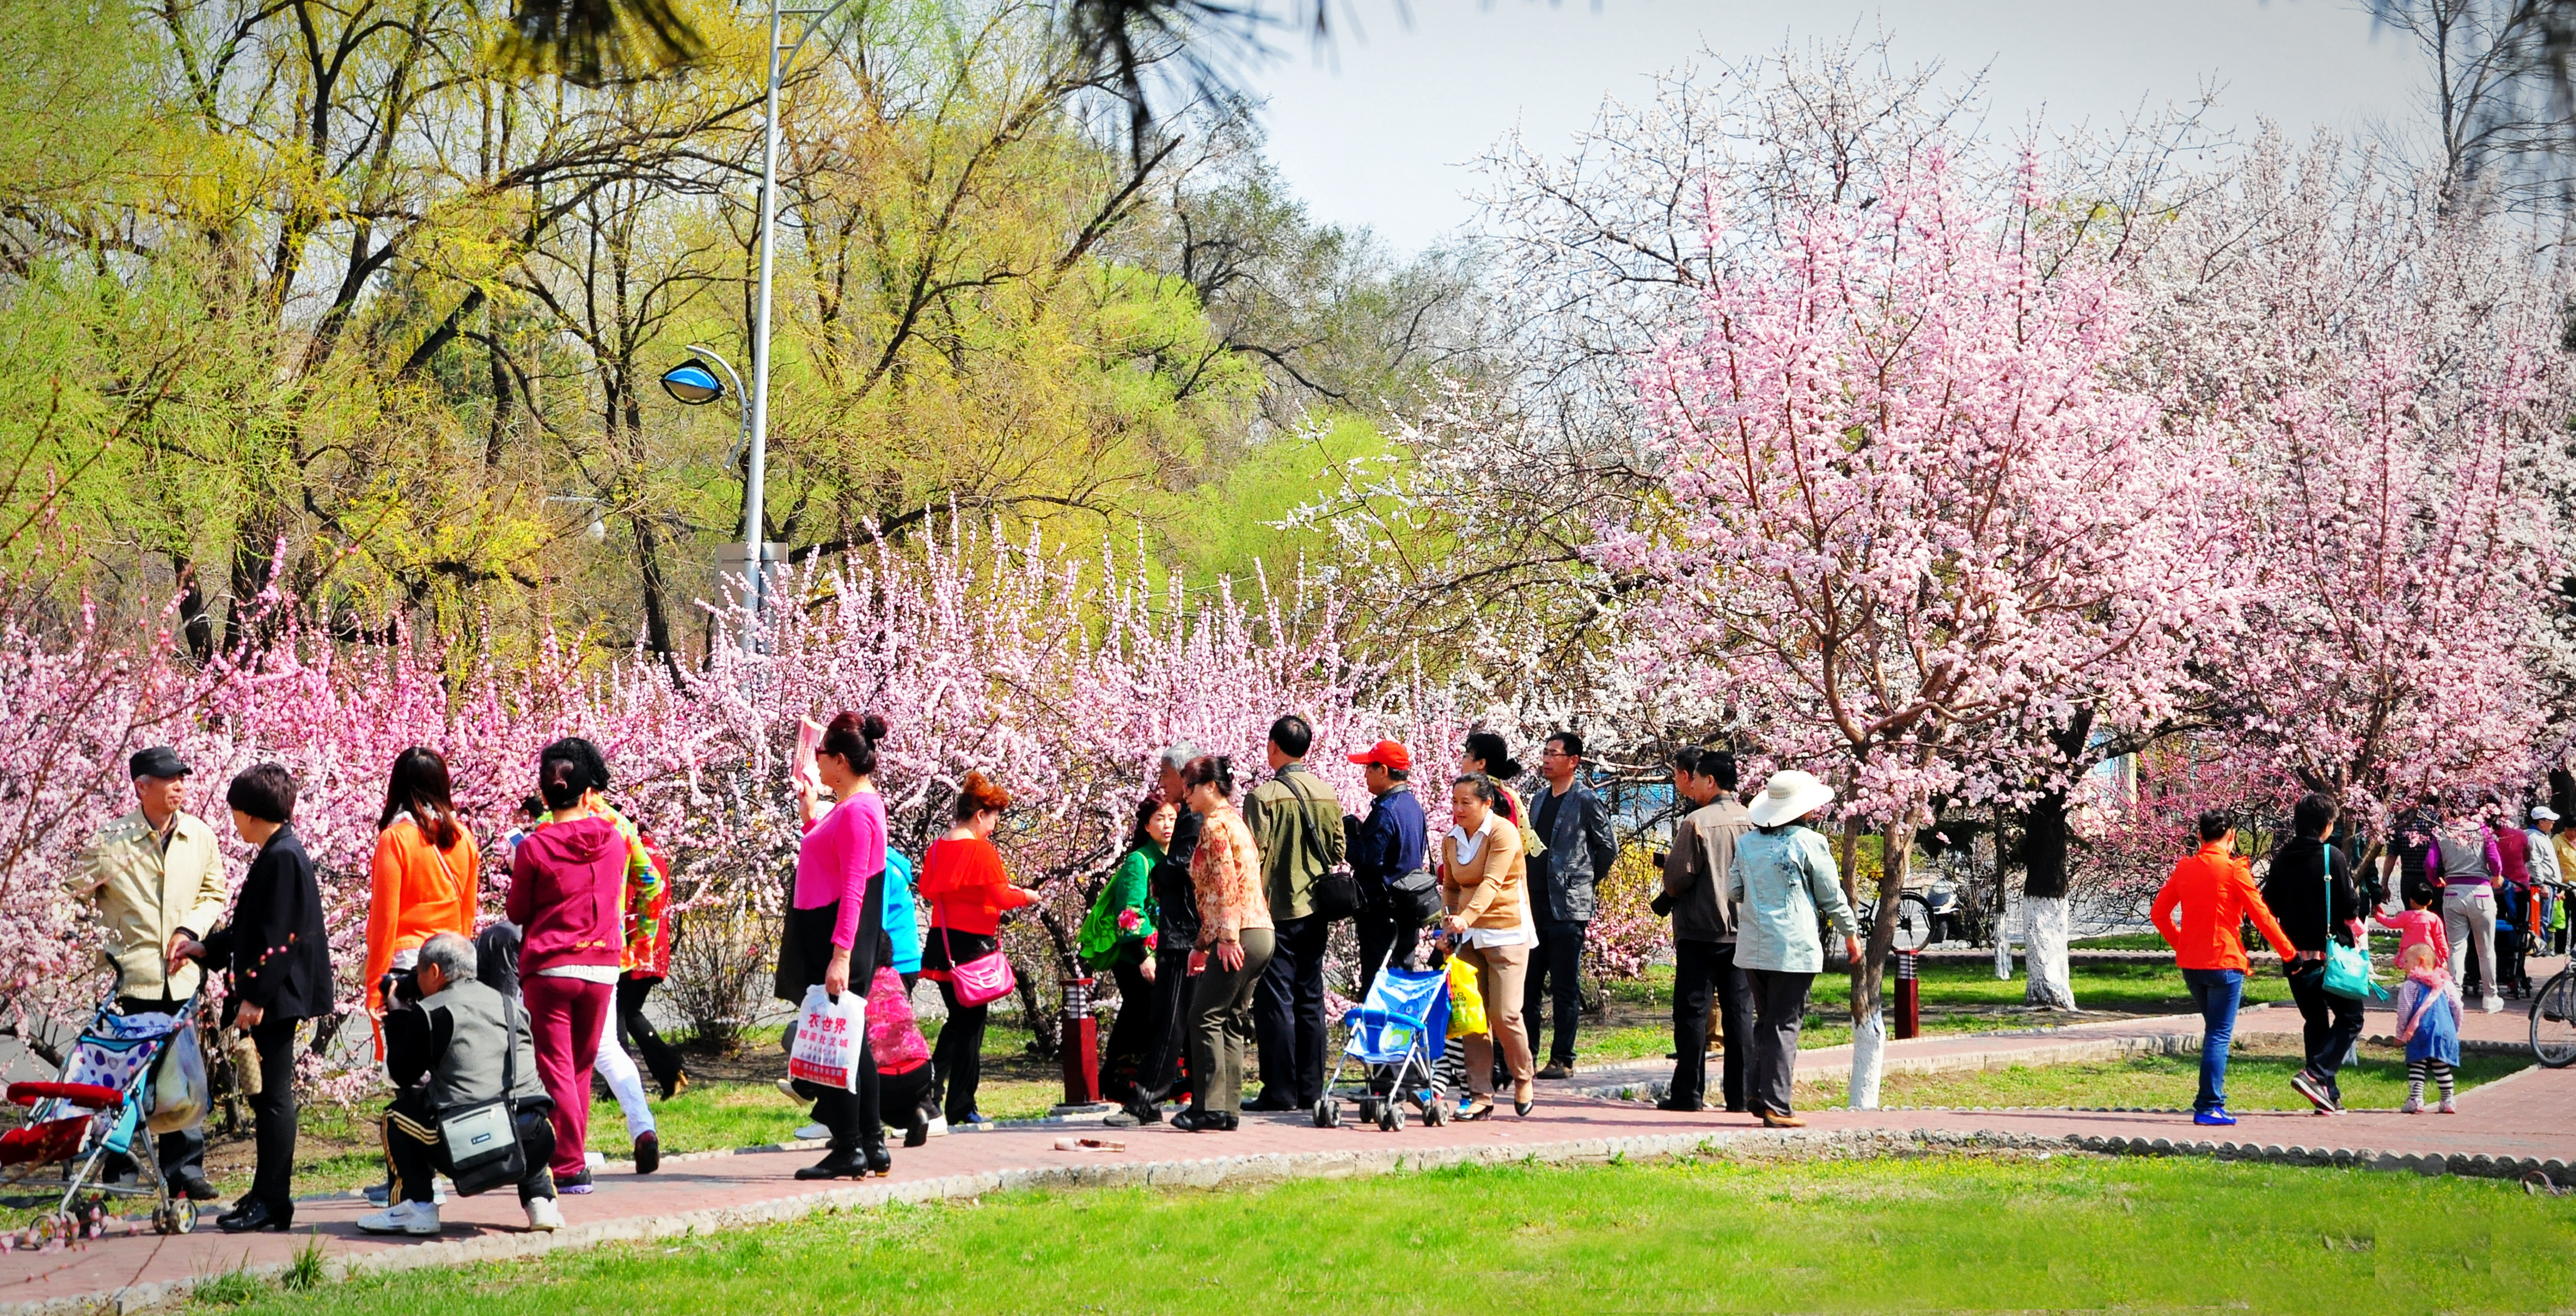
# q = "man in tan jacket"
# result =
<box><xmin>72</xmin><ymin>746</ymin><xmax>224</xmax><ymax>1199</ymax></box>
<box><xmin>1660</xmin><ymin>748</ymin><xmax>1755</xmax><ymax>1114</ymax></box>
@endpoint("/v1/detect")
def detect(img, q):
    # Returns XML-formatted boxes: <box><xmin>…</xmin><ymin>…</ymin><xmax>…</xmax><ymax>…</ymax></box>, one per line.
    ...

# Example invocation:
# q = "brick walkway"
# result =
<box><xmin>2</xmin><ymin>980</ymin><xmax>2562</xmax><ymax>1313</ymax></box>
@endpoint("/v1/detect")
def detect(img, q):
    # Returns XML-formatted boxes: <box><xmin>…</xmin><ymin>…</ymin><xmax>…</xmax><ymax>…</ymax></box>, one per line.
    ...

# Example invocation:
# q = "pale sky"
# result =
<box><xmin>1241</xmin><ymin>0</ymin><xmax>2427</xmax><ymax>254</ymax></box>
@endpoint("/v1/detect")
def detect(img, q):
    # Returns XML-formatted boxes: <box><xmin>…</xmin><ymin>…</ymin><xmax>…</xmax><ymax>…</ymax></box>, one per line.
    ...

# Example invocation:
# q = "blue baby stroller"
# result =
<box><xmin>1312</xmin><ymin>967</ymin><xmax>1451</xmax><ymax>1132</ymax></box>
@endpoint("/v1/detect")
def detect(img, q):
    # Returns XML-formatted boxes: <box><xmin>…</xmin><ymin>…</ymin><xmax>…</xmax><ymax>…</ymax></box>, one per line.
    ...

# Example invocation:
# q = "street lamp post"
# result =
<box><xmin>663</xmin><ymin>0</ymin><xmax>854</xmax><ymax>639</ymax></box>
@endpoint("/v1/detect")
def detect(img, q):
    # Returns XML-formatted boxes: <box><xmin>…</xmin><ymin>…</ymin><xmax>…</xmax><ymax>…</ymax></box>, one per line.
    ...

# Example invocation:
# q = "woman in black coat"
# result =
<box><xmin>170</xmin><ymin>763</ymin><xmax>332</xmax><ymax>1234</ymax></box>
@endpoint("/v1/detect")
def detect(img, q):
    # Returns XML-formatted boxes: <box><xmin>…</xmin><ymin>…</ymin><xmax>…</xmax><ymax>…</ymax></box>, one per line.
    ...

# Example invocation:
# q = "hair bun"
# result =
<box><xmin>859</xmin><ymin>712</ymin><xmax>889</xmax><ymax>742</ymax></box>
<box><xmin>1214</xmin><ymin>755</ymin><xmax>1231</xmax><ymax>776</ymax></box>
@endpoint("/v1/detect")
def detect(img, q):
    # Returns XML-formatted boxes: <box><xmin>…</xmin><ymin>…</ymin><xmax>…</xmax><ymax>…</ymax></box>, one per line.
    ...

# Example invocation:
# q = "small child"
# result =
<box><xmin>2374</xmin><ymin>883</ymin><xmax>2448</xmax><ymax>971</ymax></box>
<box><xmin>867</xmin><ymin>965</ymin><xmax>936</xmax><ymax>1147</ymax></box>
<box><xmin>2393</xmin><ymin>942</ymin><xmax>2462</xmax><ymax>1114</ymax></box>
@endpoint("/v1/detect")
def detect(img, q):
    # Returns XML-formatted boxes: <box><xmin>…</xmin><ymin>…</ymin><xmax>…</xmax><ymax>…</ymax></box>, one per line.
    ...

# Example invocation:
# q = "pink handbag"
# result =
<box><xmin>941</xmin><ymin>925</ymin><xmax>1017</xmax><ymax>1008</ymax></box>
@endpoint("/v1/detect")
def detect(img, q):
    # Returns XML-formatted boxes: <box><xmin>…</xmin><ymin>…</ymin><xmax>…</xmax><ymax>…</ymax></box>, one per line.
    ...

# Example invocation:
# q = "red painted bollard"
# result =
<box><xmin>1894</xmin><ymin>949</ymin><xmax>1921</xmax><ymax>1040</ymax></box>
<box><xmin>1060</xmin><ymin>975</ymin><xmax>1101</xmax><ymax>1105</ymax></box>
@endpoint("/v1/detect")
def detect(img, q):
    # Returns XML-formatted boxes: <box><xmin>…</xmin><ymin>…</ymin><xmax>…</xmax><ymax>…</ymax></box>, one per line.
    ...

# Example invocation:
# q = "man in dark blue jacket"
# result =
<box><xmin>1345</xmin><ymin>740</ymin><xmax>1429</xmax><ymax>1000</ymax></box>
<box><xmin>1528</xmin><ymin>729</ymin><xmax>1618</xmax><ymax>1078</ymax></box>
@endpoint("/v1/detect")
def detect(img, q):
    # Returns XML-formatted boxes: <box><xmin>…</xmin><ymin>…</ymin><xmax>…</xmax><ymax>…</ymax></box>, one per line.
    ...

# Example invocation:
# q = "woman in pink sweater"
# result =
<box><xmin>506</xmin><ymin>738</ymin><xmax>629</xmax><ymax>1193</ymax></box>
<box><xmin>780</xmin><ymin>713</ymin><xmax>892</xmax><ymax>1180</ymax></box>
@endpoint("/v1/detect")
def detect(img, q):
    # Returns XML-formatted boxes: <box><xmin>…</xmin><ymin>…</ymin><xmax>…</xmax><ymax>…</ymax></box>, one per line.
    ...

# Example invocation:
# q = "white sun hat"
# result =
<box><xmin>1748</xmin><ymin>769</ymin><xmax>1836</xmax><ymax>827</ymax></box>
<box><xmin>2535</xmin><ymin>806</ymin><xmax>2560</xmax><ymax>822</ymax></box>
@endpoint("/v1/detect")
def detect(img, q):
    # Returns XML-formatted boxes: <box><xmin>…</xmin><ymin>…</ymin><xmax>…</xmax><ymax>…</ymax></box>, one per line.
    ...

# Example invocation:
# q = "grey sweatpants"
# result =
<box><xmin>2445</xmin><ymin>886</ymin><xmax>2497</xmax><ymax>999</ymax></box>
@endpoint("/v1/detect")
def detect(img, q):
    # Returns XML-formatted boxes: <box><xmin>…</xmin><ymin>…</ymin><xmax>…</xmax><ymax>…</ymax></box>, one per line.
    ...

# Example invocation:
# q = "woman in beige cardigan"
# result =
<box><xmin>1440</xmin><ymin>772</ymin><xmax>1537</xmax><ymax>1118</ymax></box>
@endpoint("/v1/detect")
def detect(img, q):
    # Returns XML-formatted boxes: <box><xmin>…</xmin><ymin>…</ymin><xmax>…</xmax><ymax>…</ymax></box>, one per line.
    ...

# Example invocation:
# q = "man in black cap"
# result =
<box><xmin>71</xmin><ymin>746</ymin><xmax>224</xmax><ymax>1200</ymax></box>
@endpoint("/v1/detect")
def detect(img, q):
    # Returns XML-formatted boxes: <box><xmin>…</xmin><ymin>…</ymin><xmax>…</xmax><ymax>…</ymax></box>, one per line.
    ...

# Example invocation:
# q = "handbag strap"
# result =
<box><xmin>498</xmin><ymin>988</ymin><xmax>519</xmax><ymax>1118</ymax></box>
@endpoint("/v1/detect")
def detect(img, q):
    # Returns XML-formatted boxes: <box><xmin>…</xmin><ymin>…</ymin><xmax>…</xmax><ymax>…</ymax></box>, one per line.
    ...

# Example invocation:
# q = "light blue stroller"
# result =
<box><xmin>1312</xmin><ymin>967</ymin><xmax>1451</xmax><ymax>1132</ymax></box>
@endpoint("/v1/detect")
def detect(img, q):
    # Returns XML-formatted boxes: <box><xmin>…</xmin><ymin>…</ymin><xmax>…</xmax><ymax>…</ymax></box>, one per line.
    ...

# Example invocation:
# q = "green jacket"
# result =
<box><xmin>1078</xmin><ymin>843</ymin><xmax>1160</xmax><ymax>971</ymax></box>
<box><xmin>1243</xmin><ymin>763</ymin><xmax>1348</xmax><ymax>922</ymax></box>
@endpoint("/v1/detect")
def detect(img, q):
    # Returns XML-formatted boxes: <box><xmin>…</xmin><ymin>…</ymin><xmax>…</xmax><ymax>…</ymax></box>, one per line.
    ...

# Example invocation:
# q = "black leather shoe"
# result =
<box><xmin>903</xmin><ymin>1122</ymin><xmax>929</xmax><ymax>1148</ymax></box>
<box><xmin>863</xmin><ymin>1144</ymin><xmax>892</xmax><ymax>1177</ymax></box>
<box><xmin>1242</xmin><ymin>1095</ymin><xmax>1296</xmax><ymax>1113</ymax></box>
<box><xmin>1217</xmin><ymin>1111</ymin><xmax>1239</xmax><ymax>1131</ymax></box>
<box><xmin>215</xmin><ymin>1199</ymin><xmax>290</xmax><ymax>1233</ymax></box>
<box><xmin>794</xmin><ymin>1149</ymin><xmax>867</xmax><ymax>1180</ymax></box>
<box><xmin>633</xmin><ymin>1130</ymin><xmax>661</xmax><ymax>1175</ymax></box>
<box><xmin>1655</xmin><ymin>1096</ymin><xmax>1704</xmax><ymax>1113</ymax></box>
<box><xmin>174</xmin><ymin>1172</ymin><xmax>221</xmax><ymax>1202</ymax></box>
<box><xmin>1169</xmin><ymin>1108</ymin><xmax>1220</xmax><ymax>1132</ymax></box>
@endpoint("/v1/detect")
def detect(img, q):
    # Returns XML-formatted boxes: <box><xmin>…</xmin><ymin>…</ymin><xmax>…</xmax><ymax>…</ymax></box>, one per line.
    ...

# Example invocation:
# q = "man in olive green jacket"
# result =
<box><xmin>1243</xmin><ymin>714</ymin><xmax>1348</xmax><ymax>1110</ymax></box>
<box><xmin>70</xmin><ymin>746</ymin><xmax>224</xmax><ymax>1198</ymax></box>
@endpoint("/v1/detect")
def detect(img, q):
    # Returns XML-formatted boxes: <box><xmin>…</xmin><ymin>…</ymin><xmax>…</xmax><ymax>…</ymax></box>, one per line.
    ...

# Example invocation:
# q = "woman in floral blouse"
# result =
<box><xmin>1174</xmin><ymin>756</ymin><xmax>1271</xmax><ymax>1132</ymax></box>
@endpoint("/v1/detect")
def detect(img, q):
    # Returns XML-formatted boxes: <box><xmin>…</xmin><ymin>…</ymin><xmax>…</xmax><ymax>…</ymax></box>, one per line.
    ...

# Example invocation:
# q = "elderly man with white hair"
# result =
<box><xmin>361</xmin><ymin>933</ymin><xmax>564</xmax><ymax>1236</ymax></box>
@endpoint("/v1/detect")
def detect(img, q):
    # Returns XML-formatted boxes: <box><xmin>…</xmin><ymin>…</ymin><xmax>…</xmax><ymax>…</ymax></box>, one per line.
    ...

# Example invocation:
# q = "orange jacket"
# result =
<box><xmin>365</xmin><ymin>817</ymin><xmax>479</xmax><ymax>1013</ymax></box>
<box><xmin>2152</xmin><ymin>842</ymin><xmax>2297</xmax><ymax>971</ymax></box>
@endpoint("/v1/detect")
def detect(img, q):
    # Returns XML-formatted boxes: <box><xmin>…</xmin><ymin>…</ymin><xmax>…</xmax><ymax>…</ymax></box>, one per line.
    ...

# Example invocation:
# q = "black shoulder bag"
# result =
<box><xmin>439</xmin><ymin>992</ymin><xmax>528</xmax><ymax>1197</ymax></box>
<box><xmin>1288</xmin><ymin>773</ymin><xmax>1364</xmax><ymax>922</ymax></box>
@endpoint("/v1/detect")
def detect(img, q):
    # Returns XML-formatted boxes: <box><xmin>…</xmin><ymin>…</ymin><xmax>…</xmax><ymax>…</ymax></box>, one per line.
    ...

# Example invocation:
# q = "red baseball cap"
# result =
<box><xmin>1347</xmin><ymin>740</ymin><xmax>1412</xmax><ymax>771</ymax></box>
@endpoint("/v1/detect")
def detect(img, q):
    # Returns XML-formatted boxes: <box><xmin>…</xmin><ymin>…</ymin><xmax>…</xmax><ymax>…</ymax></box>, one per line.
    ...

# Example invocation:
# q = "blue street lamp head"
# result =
<box><xmin>660</xmin><ymin>359</ymin><xmax>725</xmax><ymax>405</ymax></box>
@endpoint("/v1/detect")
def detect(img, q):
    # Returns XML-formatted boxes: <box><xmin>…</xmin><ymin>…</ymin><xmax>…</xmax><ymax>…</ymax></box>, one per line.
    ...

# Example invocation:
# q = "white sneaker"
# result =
<box><xmin>523</xmin><ymin>1197</ymin><xmax>563</xmax><ymax>1232</ymax></box>
<box><xmin>358</xmin><ymin>1201</ymin><xmax>441</xmax><ymax>1236</ymax></box>
<box><xmin>792</xmin><ymin>1123</ymin><xmax>830</xmax><ymax>1141</ymax></box>
<box><xmin>2483</xmin><ymin>995</ymin><xmax>2504</xmax><ymax>1014</ymax></box>
<box><xmin>924</xmin><ymin>1115</ymin><xmax>949</xmax><ymax>1138</ymax></box>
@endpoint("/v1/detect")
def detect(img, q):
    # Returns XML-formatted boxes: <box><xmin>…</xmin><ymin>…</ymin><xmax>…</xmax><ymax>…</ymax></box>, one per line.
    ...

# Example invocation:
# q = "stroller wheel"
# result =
<box><xmin>1381</xmin><ymin>1102</ymin><xmax>1405</xmax><ymax>1132</ymax></box>
<box><xmin>1356</xmin><ymin>1097</ymin><xmax>1380</xmax><ymax>1125</ymax></box>
<box><xmin>153</xmin><ymin>1200</ymin><xmax>196</xmax><ymax>1236</ymax></box>
<box><xmin>1424</xmin><ymin>1097</ymin><xmax>1449</xmax><ymax>1127</ymax></box>
<box><xmin>1311</xmin><ymin>1098</ymin><xmax>1339</xmax><ymax>1129</ymax></box>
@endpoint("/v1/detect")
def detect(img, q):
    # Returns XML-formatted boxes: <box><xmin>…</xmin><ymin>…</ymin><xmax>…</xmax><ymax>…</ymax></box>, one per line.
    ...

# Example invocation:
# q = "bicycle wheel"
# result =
<box><xmin>1893</xmin><ymin>895</ymin><xmax>1934</xmax><ymax>953</ymax></box>
<box><xmin>2530</xmin><ymin>971</ymin><xmax>2576</xmax><ymax>1068</ymax></box>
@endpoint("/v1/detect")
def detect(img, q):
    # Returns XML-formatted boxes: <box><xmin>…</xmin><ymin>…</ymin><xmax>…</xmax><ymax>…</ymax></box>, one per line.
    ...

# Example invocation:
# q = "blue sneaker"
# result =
<box><xmin>2193</xmin><ymin>1109</ymin><xmax>2237</xmax><ymax>1126</ymax></box>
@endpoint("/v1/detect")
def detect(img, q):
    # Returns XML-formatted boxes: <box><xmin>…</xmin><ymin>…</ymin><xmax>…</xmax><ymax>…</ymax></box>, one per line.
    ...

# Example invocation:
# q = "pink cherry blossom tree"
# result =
<box><xmin>1606</xmin><ymin>155</ymin><xmax>2237</xmax><ymax>1103</ymax></box>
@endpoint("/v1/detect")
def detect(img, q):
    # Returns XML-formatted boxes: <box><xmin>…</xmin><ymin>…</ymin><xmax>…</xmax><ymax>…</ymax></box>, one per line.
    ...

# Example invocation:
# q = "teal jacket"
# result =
<box><xmin>1725</xmin><ymin>824</ymin><xmax>1860</xmax><ymax>974</ymax></box>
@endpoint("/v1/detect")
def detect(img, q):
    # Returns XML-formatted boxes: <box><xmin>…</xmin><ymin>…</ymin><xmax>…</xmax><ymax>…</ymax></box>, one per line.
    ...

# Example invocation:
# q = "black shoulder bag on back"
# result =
<box><xmin>1287</xmin><ymin>772</ymin><xmax>1364</xmax><ymax>922</ymax></box>
<box><xmin>439</xmin><ymin>992</ymin><xmax>528</xmax><ymax>1197</ymax></box>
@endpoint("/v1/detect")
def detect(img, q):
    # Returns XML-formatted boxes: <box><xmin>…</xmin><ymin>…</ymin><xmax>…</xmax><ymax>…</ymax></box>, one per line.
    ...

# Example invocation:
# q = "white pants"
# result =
<box><xmin>2445</xmin><ymin>887</ymin><xmax>2498</xmax><ymax>1000</ymax></box>
<box><xmin>595</xmin><ymin>1006</ymin><xmax>655</xmax><ymax>1139</ymax></box>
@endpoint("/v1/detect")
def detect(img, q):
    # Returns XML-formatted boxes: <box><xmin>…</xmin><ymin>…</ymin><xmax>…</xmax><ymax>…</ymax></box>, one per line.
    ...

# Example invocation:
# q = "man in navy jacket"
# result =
<box><xmin>1345</xmin><ymin>740</ymin><xmax>1429</xmax><ymax>1000</ymax></box>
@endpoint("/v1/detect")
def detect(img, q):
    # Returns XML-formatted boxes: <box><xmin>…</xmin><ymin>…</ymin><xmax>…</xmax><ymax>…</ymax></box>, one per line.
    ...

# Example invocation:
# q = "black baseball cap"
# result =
<box><xmin>128</xmin><ymin>747</ymin><xmax>190</xmax><ymax>780</ymax></box>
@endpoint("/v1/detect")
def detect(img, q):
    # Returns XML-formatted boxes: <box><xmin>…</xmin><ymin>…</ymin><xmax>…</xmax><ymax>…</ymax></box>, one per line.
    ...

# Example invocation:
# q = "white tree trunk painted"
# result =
<box><xmin>2023</xmin><ymin>894</ymin><xmax>2077</xmax><ymax>1011</ymax></box>
<box><xmin>1847</xmin><ymin>1005</ymin><xmax>1886</xmax><ymax>1109</ymax></box>
<box><xmin>1994</xmin><ymin>907</ymin><xmax>2014</xmax><ymax>980</ymax></box>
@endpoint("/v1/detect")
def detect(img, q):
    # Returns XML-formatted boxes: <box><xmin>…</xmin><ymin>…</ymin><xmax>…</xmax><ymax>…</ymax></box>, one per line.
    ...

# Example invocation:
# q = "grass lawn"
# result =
<box><xmin>189</xmin><ymin>1152</ymin><xmax>2576</xmax><ymax>1314</ymax></box>
<box><xmin>1795</xmin><ymin>1035</ymin><xmax>2531</xmax><ymax>1111</ymax></box>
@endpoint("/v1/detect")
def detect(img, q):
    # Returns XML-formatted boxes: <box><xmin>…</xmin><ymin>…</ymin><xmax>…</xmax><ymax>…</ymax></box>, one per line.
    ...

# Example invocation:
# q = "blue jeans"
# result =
<box><xmin>2182</xmin><ymin>968</ymin><xmax>2244</xmax><ymax>1113</ymax></box>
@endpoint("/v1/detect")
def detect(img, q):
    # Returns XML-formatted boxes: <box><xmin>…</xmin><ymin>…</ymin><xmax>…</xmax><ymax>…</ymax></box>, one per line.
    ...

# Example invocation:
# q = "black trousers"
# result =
<box><xmin>794</xmin><ymin>1035</ymin><xmax>881</xmax><ymax>1153</ymax></box>
<box><xmin>1744</xmin><ymin>968</ymin><xmax>1815</xmax><ymax>1117</ymax></box>
<box><xmin>1525</xmin><ymin>918</ymin><xmax>1589</xmax><ymax>1065</ymax></box>
<box><xmin>929</xmin><ymin>981</ymin><xmax>990</xmax><ymax>1124</ymax></box>
<box><xmin>115</xmin><ymin>996</ymin><xmax>203</xmax><ymax>1182</ymax></box>
<box><xmin>243</xmin><ymin>1016</ymin><xmax>299</xmax><ymax>1214</ymax></box>
<box><xmin>1355</xmin><ymin>903</ymin><xmax>1423</xmax><ymax>1003</ymax></box>
<box><xmin>2286</xmin><ymin>964</ymin><xmax>2366</xmax><ymax>1101</ymax></box>
<box><xmin>1099</xmin><ymin>957</ymin><xmax>1156</xmax><ymax>1101</ymax></box>
<box><xmin>383</xmin><ymin>1086</ymin><xmax>556</xmax><ymax>1203</ymax></box>
<box><xmin>1133</xmin><ymin>946</ymin><xmax>1196</xmax><ymax>1103</ymax></box>
<box><xmin>614</xmin><ymin>976</ymin><xmax>686</xmax><ymax>1093</ymax></box>
<box><xmin>1254</xmin><ymin>915</ymin><xmax>1331</xmax><ymax>1107</ymax></box>
<box><xmin>1671</xmin><ymin>939</ymin><xmax>1755</xmax><ymax>1111</ymax></box>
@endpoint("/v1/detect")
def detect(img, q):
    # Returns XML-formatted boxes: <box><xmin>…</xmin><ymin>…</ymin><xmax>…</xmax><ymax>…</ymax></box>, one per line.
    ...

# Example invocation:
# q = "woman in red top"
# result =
<box><xmin>918</xmin><ymin>772</ymin><xmax>1035</xmax><ymax>1128</ymax></box>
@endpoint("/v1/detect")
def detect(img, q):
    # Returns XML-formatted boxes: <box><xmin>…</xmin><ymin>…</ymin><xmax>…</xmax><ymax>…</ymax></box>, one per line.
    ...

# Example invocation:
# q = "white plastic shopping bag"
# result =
<box><xmin>787</xmin><ymin>984</ymin><xmax>867</xmax><ymax>1093</ymax></box>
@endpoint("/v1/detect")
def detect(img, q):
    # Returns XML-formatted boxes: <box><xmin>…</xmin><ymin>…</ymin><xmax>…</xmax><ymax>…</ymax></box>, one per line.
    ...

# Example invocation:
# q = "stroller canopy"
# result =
<box><xmin>1342</xmin><ymin>967</ymin><xmax>1450</xmax><ymax>1065</ymax></box>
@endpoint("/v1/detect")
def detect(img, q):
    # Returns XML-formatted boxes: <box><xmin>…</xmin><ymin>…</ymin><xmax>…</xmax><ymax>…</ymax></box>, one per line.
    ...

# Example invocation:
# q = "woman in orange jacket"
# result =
<box><xmin>365</xmin><ymin>749</ymin><xmax>479</xmax><ymax>1034</ymax></box>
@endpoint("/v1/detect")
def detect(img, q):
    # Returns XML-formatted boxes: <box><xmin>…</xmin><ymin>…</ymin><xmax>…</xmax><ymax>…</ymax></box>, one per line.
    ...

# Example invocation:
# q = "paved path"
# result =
<box><xmin>2</xmin><ymin>980</ymin><xmax>2562</xmax><ymax>1313</ymax></box>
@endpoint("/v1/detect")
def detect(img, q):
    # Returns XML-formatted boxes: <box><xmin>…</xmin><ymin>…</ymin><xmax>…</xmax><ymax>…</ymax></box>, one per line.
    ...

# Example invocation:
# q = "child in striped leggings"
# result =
<box><xmin>2394</xmin><ymin>943</ymin><xmax>2462</xmax><ymax>1114</ymax></box>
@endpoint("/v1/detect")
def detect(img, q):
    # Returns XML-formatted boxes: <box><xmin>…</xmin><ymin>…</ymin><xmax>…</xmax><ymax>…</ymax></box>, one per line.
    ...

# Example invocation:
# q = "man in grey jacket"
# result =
<box><xmin>1659</xmin><ymin>748</ymin><xmax>1755</xmax><ymax>1111</ymax></box>
<box><xmin>1526</xmin><ymin>730</ymin><xmax>1618</xmax><ymax>1078</ymax></box>
<box><xmin>362</xmin><ymin>934</ymin><xmax>562</xmax><ymax>1236</ymax></box>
